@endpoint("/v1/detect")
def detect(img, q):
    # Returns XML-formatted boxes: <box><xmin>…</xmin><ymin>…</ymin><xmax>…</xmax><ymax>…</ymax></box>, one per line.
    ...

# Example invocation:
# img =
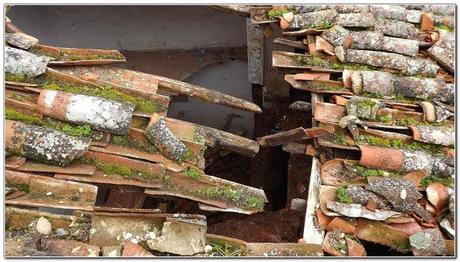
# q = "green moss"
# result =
<box><xmin>307</xmin><ymin>81</ymin><xmax>347</xmax><ymax>92</ymax></box>
<box><xmin>43</xmin><ymin>82</ymin><xmax>157</xmax><ymax>114</ymax></box>
<box><xmin>184</xmin><ymin>167</ymin><xmax>201</xmax><ymax>180</ymax></box>
<box><xmin>208</xmin><ymin>240</ymin><xmax>244</xmax><ymax>256</ymax></box>
<box><xmin>336</xmin><ymin>187</ymin><xmax>352</xmax><ymax>204</ymax></box>
<box><xmin>80</xmin><ymin>158</ymin><xmax>156</xmax><ymax>181</ymax></box>
<box><xmin>354</xmin><ymin>135</ymin><xmax>444</xmax><ymax>154</ymax></box>
<box><xmin>345</xmin><ymin>233</ymin><xmax>360</xmax><ymax>243</ymax></box>
<box><xmin>177</xmin><ymin>150</ymin><xmax>195</xmax><ymax>164</ymax></box>
<box><xmin>5</xmin><ymin>108</ymin><xmax>42</xmax><ymax>126</ymax></box>
<box><xmin>334</xmin><ymin>134</ymin><xmax>349</xmax><ymax>146</ymax></box>
<box><xmin>111</xmin><ymin>135</ymin><xmax>158</xmax><ymax>154</ymax></box>
<box><xmin>349</xmin><ymin>163</ymin><xmax>400</xmax><ymax>178</ymax></box>
<box><xmin>362</xmin><ymin>92</ymin><xmax>384</xmax><ymax>99</ymax></box>
<box><xmin>267</xmin><ymin>9</ymin><xmax>289</xmax><ymax>19</ymax></box>
<box><xmin>61</xmin><ymin>124</ymin><xmax>92</xmax><ymax>137</ymax></box>
<box><xmin>197</xmin><ymin>187</ymin><xmax>240</xmax><ymax>202</ymax></box>
<box><xmin>356</xmin><ymin>98</ymin><xmax>377</xmax><ymax>109</ymax></box>
<box><xmin>5</xmin><ymin>72</ymin><xmax>31</xmax><ymax>83</ymax></box>
<box><xmin>334</xmin><ymin>240</ymin><xmax>348</xmax><ymax>253</ymax></box>
<box><xmin>11</xmin><ymin>94</ymin><xmax>27</xmax><ymax>102</ymax></box>
<box><xmin>5</xmin><ymin>108</ymin><xmax>93</xmax><ymax>138</ymax></box>
<box><xmin>435</xmin><ymin>24</ymin><xmax>454</xmax><ymax>32</ymax></box>
<box><xmin>293</xmin><ymin>54</ymin><xmax>330</xmax><ymax>68</ymax></box>
<box><xmin>376</xmin><ymin>114</ymin><xmax>393</xmax><ymax>124</ymax></box>
<box><xmin>67</xmin><ymin>53</ymin><xmax>124</xmax><ymax>61</ymax></box>
<box><xmin>7</xmin><ymin>183</ymin><xmax>30</xmax><ymax>193</ymax></box>
<box><xmin>420</xmin><ymin>176</ymin><xmax>453</xmax><ymax>187</ymax></box>
<box><xmin>244</xmin><ymin>196</ymin><xmax>265</xmax><ymax>209</ymax></box>
<box><xmin>163</xmin><ymin>175</ymin><xmax>173</xmax><ymax>189</ymax></box>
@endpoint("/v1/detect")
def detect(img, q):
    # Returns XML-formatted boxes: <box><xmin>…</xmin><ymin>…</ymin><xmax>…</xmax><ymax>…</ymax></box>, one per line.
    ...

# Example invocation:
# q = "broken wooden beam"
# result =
<box><xmin>257</xmin><ymin>126</ymin><xmax>334</xmax><ymax>147</ymax></box>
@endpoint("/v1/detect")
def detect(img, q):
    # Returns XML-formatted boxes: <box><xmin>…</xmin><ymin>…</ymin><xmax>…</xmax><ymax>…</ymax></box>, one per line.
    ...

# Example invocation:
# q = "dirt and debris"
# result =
<box><xmin>4</xmin><ymin>4</ymin><xmax>456</xmax><ymax>258</ymax></box>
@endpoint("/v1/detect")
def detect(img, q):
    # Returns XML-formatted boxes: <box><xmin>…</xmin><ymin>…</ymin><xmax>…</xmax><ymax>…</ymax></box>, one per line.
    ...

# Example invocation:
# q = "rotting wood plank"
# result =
<box><xmin>247</xmin><ymin>18</ymin><xmax>264</xmax><ymax>85</ymax></box>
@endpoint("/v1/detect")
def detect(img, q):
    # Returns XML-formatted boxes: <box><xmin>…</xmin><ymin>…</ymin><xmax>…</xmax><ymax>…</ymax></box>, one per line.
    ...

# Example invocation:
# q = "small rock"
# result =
<box><xmin>36</xmin><ymin>217</ymin><xmax>52</xmax><ymax>235</ymax></box>
<box><xmin>55</xmin><ymin>228</ymin><xmax>69</xmax><ymax>237</ymax></box>
<box><xmin>102</xmin><ymin>246</ymin><xmax>122</xmax><ymax>257</ymax></box>
<box><xmin>426</xmin><ymin>183</ymin><xmax>448</xmax><ymax>211</ymax></box>
<box><xmin>204</xmin><ymin>244</ymin><xmax>213</xmax><ymax>253</ymax></box>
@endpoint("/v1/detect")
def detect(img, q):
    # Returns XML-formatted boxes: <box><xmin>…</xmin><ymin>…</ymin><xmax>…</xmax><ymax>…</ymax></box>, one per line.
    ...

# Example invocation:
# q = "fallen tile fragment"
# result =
<box><xmin>5</xmin><ymin>32</ymin><xmax>39</xmax><ymax>50</ymax></box>
<box><xmin>365</xmin><ymin>178</ymin><xmax>422</xmax><ymax>212</ymax></box>
<box><xmin>41</xmin><ymin>239</ymin><xmax>100</xmax><ymax>256</ymax></box>
<box><xmin>37</xmin><ymin>89</ymin><xmax>135</xmax><ymax>135</ymax></box>
<box><xmin>409</xmin><ymin>229</ymin><xmax>448</xmax><ymax>256</ymax></box>
<box><xmin>122</xmin><ymin>242</ymin><xmax>153</xmax><ymax>257</ymax></box>
<box><xmin>102</xmin><ymin>246</ymin><xmax>122</xmax><ymax>257</ymax></box>
<box><xmin>145</xmin><ymin>114</ymin><xmax>189</xmax><ymax>161</ymax></box>
<box><xmin>5</xmin><ymin>46</ymin><xmax>50</xmax><ymax>77</ymax></box>
<box><xmin>147</xmin><ymin>217</ymin><xmax>207</xmax><ymax>255</ymax></box>
<box><xmin>5</xmin><ymin>120</ymin><xmax>91</xmax><ymax>166</ymax></box>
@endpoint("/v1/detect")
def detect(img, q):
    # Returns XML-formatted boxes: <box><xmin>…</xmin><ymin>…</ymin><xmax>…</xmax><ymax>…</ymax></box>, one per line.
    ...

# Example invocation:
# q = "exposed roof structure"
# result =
<box><xmin>251</xmin><ymin>4</ymin><xmax>455</xmax><ymax>257</ymax></box>
<box><xmin>4</xmin><ymin>4</ymin><xmax>456</xmax><ymax>257</ymax></box>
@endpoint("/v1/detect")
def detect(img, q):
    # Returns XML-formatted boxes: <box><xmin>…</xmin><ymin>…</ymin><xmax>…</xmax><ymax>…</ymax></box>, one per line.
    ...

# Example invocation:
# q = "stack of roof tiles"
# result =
<box><xmin>250</xmin><ymin>4</ymin><xmax>455</xmax><ymax>257</ymax></box>
<box><xmin>4</xmin><ymin>13</ymin><xmax>324</xmax><ymax>257</ymax></box>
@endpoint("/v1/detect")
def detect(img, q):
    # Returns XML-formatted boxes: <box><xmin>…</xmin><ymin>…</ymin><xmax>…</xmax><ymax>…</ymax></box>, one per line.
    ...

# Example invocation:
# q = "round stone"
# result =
<box><xmin>36</xmin><ymin>217</ymin><xmax>52</xmax><ymax>235</ymax></box>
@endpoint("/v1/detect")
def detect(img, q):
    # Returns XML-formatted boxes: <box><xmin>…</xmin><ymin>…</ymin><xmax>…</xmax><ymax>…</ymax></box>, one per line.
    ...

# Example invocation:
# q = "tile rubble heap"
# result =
<box><xmin>4</xmin><ymin>13</ymin><xmax>322</xmax><ymax>257</ymax></box>
<box><xmin>250</xmin><ymin>4</ymin><xmax>455</xmax><ymax>257</ymax></box>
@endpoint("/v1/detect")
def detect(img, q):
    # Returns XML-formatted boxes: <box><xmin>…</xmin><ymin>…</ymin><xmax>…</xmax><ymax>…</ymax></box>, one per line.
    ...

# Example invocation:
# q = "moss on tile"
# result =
<box><xmin>43</xmin><ymin>82</ymin><xmax>157</xmax><ymax>114</ymax></box>
<box><xmin>111</xmin><ymin>135</ymin><xmax>158</xmax><ymax>154</ymax></box>
<box><xmin>420</xmin><ymin>176</ymin><xmax>453</xmax><ymax>187</ymax></box>
<box><xmin>336</xmin><ymin>187</ymin><xmax>352</xmax><ymax>204</ymax></box>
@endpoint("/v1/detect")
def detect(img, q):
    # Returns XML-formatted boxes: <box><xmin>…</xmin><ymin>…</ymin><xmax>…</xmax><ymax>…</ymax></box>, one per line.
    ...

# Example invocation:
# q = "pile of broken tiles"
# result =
<box><xmin>4</xmin><ymin>14</ymin><xmax>323</xmax><ymax>257</ymax></box>
<box><xmin>254</xmin><ymin>4</ymin><xmax>455</xmax><ymax>257</ymax></box>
